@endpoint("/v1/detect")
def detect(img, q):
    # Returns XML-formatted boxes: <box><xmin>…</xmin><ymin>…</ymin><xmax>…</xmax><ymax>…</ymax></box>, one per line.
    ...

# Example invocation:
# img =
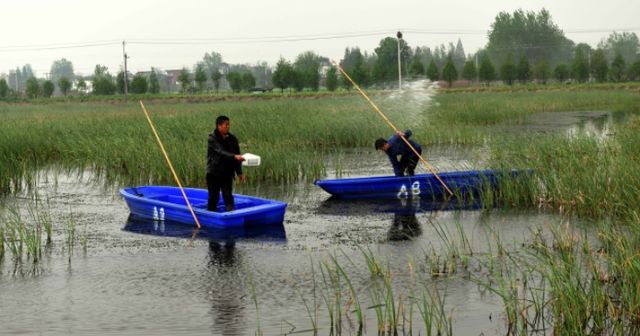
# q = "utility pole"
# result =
<box><xmin>397</xmin><ymin>31</ymin><xmax>403</xmax><ymax>90</ymax></box>
<box><xmin>123</xmin><ymin>40</ymin><xmax>129</xmax><ymax>97</ymax></box>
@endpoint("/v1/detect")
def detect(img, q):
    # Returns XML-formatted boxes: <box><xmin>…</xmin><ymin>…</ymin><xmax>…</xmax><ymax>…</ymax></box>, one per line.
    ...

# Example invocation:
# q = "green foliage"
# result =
<box><xmin>598</xmin><ymin>31</ymin><xmax>640</xmax><ymax>64</ymax></box>
<box><xmin>0</xmin><ymin>78</ymin><xmax>8</xmax><ymax>98</ymax></box>
<box><xmin>610</xmin><ymin>52</ymin><xmax>627</xmax><ymax>82</ymax></box>
<box><xmin>241</xmin><ymin>72</ymin><xmax>256</xmax><ymax>91</ymax></box>
<box><xmin>76</xmin><ymin>78</ymin><xmax>87</xmax><ymax>94</ymax></box>
<box><xmin>479</xmin><ymin>56</ymin><xmax>496</xmax><ymax>84</ymax></box>
<box><xmin>58</xmin><ymin>77</ymin><xmax>71</xmax><ymax>96</ymax></box>
<box><xmin>130</xmin><ymin>74</ymin><xmax>148</xmax><ymax>94</ymax></box>
<box><xmin>272</xmin><ymin>58</ymin><xmax>295</xmax><ymax>92</ymax></box>
<box><xmin>441</xmin><ymin>55</ymin><xmax>458</xmax><ymax>87</ymax></box>
<box><xmin>177</xmin><ymin>68</ymin><xmax>191</xmax><ymax>93</ymax></box>
<box><xmin>461</xmin><ymin>60</ymin><xmax>477</xmax><ymax>81</ymax></box>
<box><xmin>25</xmin><ymin>77</ymin><xmax>40</xmax><ymax>98</ymax></box>
<box><xmin>211</xmin><ymin>70</ymin><xmax>222</xmax><ymax>93</ymax></box>
<box><xmin>409</xmin><ymin>56</ymin><xmax>425</xmax><ymax>76</ymax></box>
<box><xmin>516</xmin><ymin>55</ymin><xmax>531</xmax><ymax>83</ymax></box>
<box><xmin>226</xmin><ymin>71</ymin><xmax>242</xmax><ymax>93</ymax></box>
<box><xmin>628</xmin><ymin>59</ymin><xmax>640</xmax><ymax>81</ymax></box>
<box><xmin>534</xmin><ymin>58</ymin><xmax>550</xmax><ymax>84</ymax></box>
<box><xmin>148</xmin><ymin>69</ymin><xmax>160</xmax><ymax>94</ymax></box>
<box><xmin>554</xmin><ymin>64</ymin><xmax>569</xmax><ymax>82</ymax></box>
<box><xmin>500</xmin><ymin>55</ymin><xmax>516</xmax><ymax>85</ymax></box>
<box><xmin>194</xmin><ymin>63</ymin><xmax>207</xmax><ymax>92</ymax></box>
<box><xmin>116</xmin><ymin>71</ymin><xmax>130</xmax><ymax>94</ymax></box>
<box><xmin>572</xmin><ymin>48</ymin><xmax>589</xmax><ymax>83</ymax></box>
<box><xmin>92</xmin><ymin>65</ymin><xmax>116</xmax><ymax>95</ymax></box>
<box><xmin>325</xmin><ymin>66</ymin><xmax>338</xmax><ymax>91</ymax></box>
<box><xmin>487</xmin><ymin>8</ymin><xmax>573</xmax><ymax>67</ymax></box>
<box><xmin>426</xmin><ymin>59</ymin><xmax>439</xmax><ymax>81</ymax></box>
<box><xmin>42</xmin><ymin>80</ymin><xmax>54</xmax><ymax>98</ymax></box>
<box><xmin>591</xmin><ymin>49</ymin><xmax>609</xmax><ymax>82</ymax></box>
<box><xmin>49</xmin><ymin>58</ymin><xmax>74</xmax><ymax>88</ymax></box>
<box><xmin>340</xmin><ymin>47</ymin><xmax>369</xmax><ymax>88</ymax></box>
<box><xmin>294</xmin><ymin>51</ymin><xmax>321</xmax><ymax>91</ymax></box>
<box><xmin>373</xmin><ymin>37</ymin><xmax>410</xmax><ymax>82</ymax></box>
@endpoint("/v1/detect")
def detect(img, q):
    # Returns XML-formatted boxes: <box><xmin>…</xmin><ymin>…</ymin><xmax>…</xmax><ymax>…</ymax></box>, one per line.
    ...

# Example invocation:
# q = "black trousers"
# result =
<box><xmin>399</xmin><ymin>148</ymin><xmax>422</xmax><ymax>176</ymax></box>
<box><xmin>206</xmin><ymin>173</ymin><xmax>234</xmax><ymax>212</ymax></box>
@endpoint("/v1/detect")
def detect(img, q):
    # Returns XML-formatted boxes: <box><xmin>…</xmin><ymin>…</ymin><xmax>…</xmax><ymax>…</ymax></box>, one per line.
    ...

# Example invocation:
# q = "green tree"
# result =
<box><xmin>628</xmin><ymin>59</ymin><xmax>640</xmax><ymax>81</ymax></box>
<box><xmin>516</xmin><ymin>55</ymin><xmax>531</xmax><ymax>83</ymax></box>
<box><xmin>201</xmin><ymin>51</ymin><xmax>223</xmax><ymax>75</ymax></box>
<box><xmin>211</xmin><ymin>69</ymin><xmax>222</xmax><ymax>93</ymax></box>
<box><xmin>130</xmin><ymin>74</ymin><xmax>148</xmax><ymax>94</ymax></box>
<box><xmin>500</xmin><ymin>55</ymin><xmax>517</xmax><ymax>85</ymax></box>
<box><xmin>226</xmin><ymin>71</ymin><xmax>242</xmax><ymax>93</ymax></box>
<box><xmin>373</xmin><ymin>37</ymin><xmax>411</xmax><ymax>82</ymax></box>
<box><xmin>177</xmin><ymin>68</ymin><xmax>191</xmax><ymax>93</ymax></box>
<box><xmin>92</xmin><ymin>65</ymin><xmax>116</xmax><ymax>95</ymax></box>
<box><xmin>409</xmin><ymin>56</ymin><xmax>425</xmax><ymax>76</ymax></box>
<box><xmin>25</xmin><ymin>77</ymin><xmax>40</xmax><ymax>98</ymax></box>
<box><xmin>426</xmin><ymin>59</ymin><xmax>439</xmax><ymax>81</ymax></box>
<box><xmin>487</xmin><ymin>9</ymin><xmax>573</xmax><ymax>67</ymax></box>
<box><xmin>534</xmin><ymin>58</ymin><xmax>550</xmax><ymax>84</ymax></box>
<box><xmin>572</xmin><ymin>48</ymin><xmax>589</xmax><ymax>82</ymax></box>
<box><xmin>441</xmin><ymin>55</ymin><xmax>458</xmax><ymax>87</ymax></box>
<box><xmin>194</xmin><ymin>63</ymin><xmax>208</xmax><ymax>92</ymax></box>
<box><xmin>340</xmin><ymin>47</ymin><xmax>369</xmax><ymax>88</ymax></box>
<box><xmin>42</xmin><ymin>80</ymin><xmax>54</xmax><ymax>97</ymax></box>
<box><xmin>116</xmin><ymin>71</ymin><xmax>130</xmax><ymax>94</ymax></box>
<box><xmin>461</xmin><ymin>60</ymin><xmax>477</xmax><ymax>81</ymax></box>
<box><xmin>294</xmin><ymin>51</ymin><xmax>321</xmax><ymax>91</ymax></box>
<box><xmin>598</xmin><ymin>32</ymin><xmax>639</xmax><ymax>64</ymax></box>
<box><xmin>610</xmin><ymin>52</ymin><xmax>626</xmax><ymax>82</ymax></box>
<box><xmin>453</xmin><ymin>39</ymin><xmax>466</xmax><ymax>72</ymax></box>
<box><xmin>58</xmin><ymin>77</ymin><xmax>71</xmax><ymax>96</ymax></box>
<box><xmin>77</xmin><ymin>78</ymin><xmax>87</xmax><ymax>95</ymax></box>
<box><xmin>554</xmin><ymin>64</ymin><xmax>569</xmax><ymax>82</ymax></box>
<box><xmin>49</xmin><ymin>59</ymin><xmax>74</xmax><ymax>92</ymax></box>
<box><xmin>479</xmin><ymin>56</ymin><xmax>497</xmax><ymax>84</ymax></box>
<box><xmin>590</xmin><ymin>49</ymin><xmax>609</xmax><ymax>82</ymax></box>
<box><xmin>291</xmin><ymin>70</ymin><xmax>304</xmax><ymax>92</ymax></box>
<box><xmin>0</xmin><ymin>78</ymin><xmax>9</xmax><ymax>98</ymax></box>
<box><xmin>241</xmin><ymin>72</ymin><xmax>256</xmax><ymax>91</ymax></box>
<box><xmin>272</xmin><ymin>58</ymin><xmax>295</xmax><ymax>92</ymax></box>
<box><xmin>148</xmin><ymin>69</ymin><xmax>160</xmax><ymax>94</ymax></box>
<box><xmin>325</xmin><ymin>66</ymin><xmax>338</xmax><ymax>91</ymax></box>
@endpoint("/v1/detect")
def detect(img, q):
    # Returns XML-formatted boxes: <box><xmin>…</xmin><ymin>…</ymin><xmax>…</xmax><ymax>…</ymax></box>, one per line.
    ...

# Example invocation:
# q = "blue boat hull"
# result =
<box><xmin>314</xmin><ymin>169</ymin><xmax>516</xmax><ymax>200</ymax></box>
<box><xmin>120</xmin><ymin>186</ymin><xmax>287</xmax><ymax>229</ymax></box>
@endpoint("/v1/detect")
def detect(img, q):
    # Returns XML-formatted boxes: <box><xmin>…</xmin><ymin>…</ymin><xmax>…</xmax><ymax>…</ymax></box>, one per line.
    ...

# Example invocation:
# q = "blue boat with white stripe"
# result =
<box><xmin>314</xmin><ymin>169</ymin><xmax>524</xmax><ymax>200</ymax></box>
<box><xmin>120</xmin><ymin>186</ymin><xmax>287</xmax><ymax>229</ymax></box>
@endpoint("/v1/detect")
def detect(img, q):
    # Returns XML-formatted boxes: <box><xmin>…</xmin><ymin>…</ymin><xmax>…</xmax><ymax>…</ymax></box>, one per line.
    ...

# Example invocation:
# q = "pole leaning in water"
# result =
<box><xmin>332</xmin><ymin>60</ymin><xmax>453</xmax><ymax>197</ymax></box>
<box><xmin>139</xmin><ymin>101</ymin><xmax>202</xmax><ymax>229</ymax></box>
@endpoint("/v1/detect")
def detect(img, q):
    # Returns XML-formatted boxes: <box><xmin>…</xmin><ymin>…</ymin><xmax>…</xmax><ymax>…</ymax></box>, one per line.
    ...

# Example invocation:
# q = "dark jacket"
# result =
<box><xmin>386</xmin><ymin>129</ymin><xmax>422</xmax><ymax>176</ymax></box>
<box><xmin>207</xmin><ymin>129</ymin><xmax>242</xmax><ymax>178</ymax></box>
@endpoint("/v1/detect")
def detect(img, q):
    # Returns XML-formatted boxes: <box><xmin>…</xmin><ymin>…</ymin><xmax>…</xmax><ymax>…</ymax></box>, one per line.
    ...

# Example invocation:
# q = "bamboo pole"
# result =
<box><xmin>332</xmin><ymin>60</ymin><xmax>453</xmax><ymax>196</ymax></box>
<box><xmin>139</xmin><ymin>101</ymin><xmax>202</xmax><ymax>229</ymax></box>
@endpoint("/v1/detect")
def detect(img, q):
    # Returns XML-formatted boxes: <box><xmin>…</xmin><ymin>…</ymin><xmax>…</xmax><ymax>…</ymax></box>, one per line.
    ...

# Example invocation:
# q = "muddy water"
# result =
<box><xmin>0</xmin><ymin>111</ymin><xmax>619</xmax><ymax>335</ymax></box>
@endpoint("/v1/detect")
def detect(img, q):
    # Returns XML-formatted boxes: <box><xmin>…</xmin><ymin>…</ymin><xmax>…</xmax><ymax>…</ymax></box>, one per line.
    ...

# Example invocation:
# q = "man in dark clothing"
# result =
<box><xmin>375</xmin><ymin>129</ymin><xmax>422</xmax><ymax>177</ymax></box>
<box><xmin>207</xmin><ymin>116</ymin><xmax>245</xmax><ymax>212</ymax></box>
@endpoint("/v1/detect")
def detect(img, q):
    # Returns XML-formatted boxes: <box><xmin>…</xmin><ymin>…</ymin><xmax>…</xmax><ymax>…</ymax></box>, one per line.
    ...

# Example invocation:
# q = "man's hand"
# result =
<box><xmin>396</xmin><ymin>130</ymin><xmax>406</xmax><ymax>137</ymax></box>
<box><xmin>238</xmin><ymin>175</ymin><xmax>247</xmax><ymax>183</ymax></box>
<box><xmin>234</xmin><ymin>155</ymin><xmax>245</xmax><ymax>161</ymax></box>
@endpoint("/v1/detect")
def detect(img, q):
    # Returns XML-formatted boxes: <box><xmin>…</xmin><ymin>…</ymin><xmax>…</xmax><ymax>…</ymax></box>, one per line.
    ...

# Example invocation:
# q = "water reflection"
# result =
<box><xmin>122</xmin><ymin>214</ymin><xmax>287</xmax><ymax>244</ymax></box>
<box><xmin>388</xmin><ymin>203</ymin><xmax>422</xmax><ymax>241</ymax></box>
<box><xmin>317</xmin><ymin>196</ymin><xmax>481</xmax><ymax>215</ymax></box>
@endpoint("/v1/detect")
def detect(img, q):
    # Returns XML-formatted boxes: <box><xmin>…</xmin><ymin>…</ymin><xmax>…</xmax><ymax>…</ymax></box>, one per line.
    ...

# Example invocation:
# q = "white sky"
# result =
<box><xmin>1</xmin><ymin>0</ymin><xmax>639</xmax><ymax>76</ymax></box>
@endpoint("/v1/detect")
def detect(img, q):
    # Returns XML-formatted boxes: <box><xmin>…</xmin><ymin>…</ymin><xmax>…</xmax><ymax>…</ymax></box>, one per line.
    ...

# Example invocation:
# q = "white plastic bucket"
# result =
<box><xmin>242</xmin><ymin>153</ymin><xmax>261</xmax><ymax>166</ymax></box>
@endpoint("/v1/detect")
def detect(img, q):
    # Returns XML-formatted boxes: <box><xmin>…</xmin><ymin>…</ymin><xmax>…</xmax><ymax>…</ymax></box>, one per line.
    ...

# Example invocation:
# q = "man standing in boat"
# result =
<box><xmin>375</xmin><ymin>129</ymin><xmax>422</xmax><ymax>177</ymax></box>
<box><xmin>207</xmin><ymin>115</ymin><xmax>245</xmax><ymax>212</ymax></box>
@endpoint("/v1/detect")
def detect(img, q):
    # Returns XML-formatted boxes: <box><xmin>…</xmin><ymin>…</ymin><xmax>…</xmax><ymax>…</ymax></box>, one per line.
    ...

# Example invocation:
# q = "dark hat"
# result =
<box><xmin>374</xmin><ymin>138</ymin><xmax>387</xmax><ymax>150</ymax></box>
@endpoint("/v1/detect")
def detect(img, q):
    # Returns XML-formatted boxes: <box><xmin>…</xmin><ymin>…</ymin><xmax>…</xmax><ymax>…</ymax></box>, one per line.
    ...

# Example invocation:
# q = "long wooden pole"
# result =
<box><xmin>332</xmin><ymin>60</ymin><xmax>453</xmax><ymax>196</ymax></box>
<box><xmin>139</xmin><ymin>101</ymin><xmax>202</xmax><ymax>229</ymax></box>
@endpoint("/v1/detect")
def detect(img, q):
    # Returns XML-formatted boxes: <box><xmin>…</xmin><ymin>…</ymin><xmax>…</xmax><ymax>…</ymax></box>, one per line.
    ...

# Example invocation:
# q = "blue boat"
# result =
<box><xmin>120</xmin><ymin>186</ymin><xmax>287</xmax><ymax>229</ymax></box>
<box><xmin>314</xmin><ymin>169</ymin><xmax>524</xmax><ymax>200</ymax></box>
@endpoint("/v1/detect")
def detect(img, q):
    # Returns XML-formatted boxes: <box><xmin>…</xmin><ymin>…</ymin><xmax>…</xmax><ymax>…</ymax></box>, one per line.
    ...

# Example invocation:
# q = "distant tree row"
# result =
<box><xmin>2</xmin><ymin>8</ymin><xmax>640</xmax><ymax>98</ymax></box>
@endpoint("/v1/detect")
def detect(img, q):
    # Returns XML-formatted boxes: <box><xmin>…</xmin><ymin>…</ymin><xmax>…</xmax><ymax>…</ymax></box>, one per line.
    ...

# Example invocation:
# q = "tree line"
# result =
<box><xmin>1</xmin><ymin>8</ymin><xmax>640</xmax><ymax>99</ymax></box>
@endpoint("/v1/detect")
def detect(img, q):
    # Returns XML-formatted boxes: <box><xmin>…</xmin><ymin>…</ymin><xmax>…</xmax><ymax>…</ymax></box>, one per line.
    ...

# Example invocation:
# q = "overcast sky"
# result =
<box><xmin>1</xmin><ymin>0</ymin><xmax>639</xmax><ymax>77</ymax></box>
